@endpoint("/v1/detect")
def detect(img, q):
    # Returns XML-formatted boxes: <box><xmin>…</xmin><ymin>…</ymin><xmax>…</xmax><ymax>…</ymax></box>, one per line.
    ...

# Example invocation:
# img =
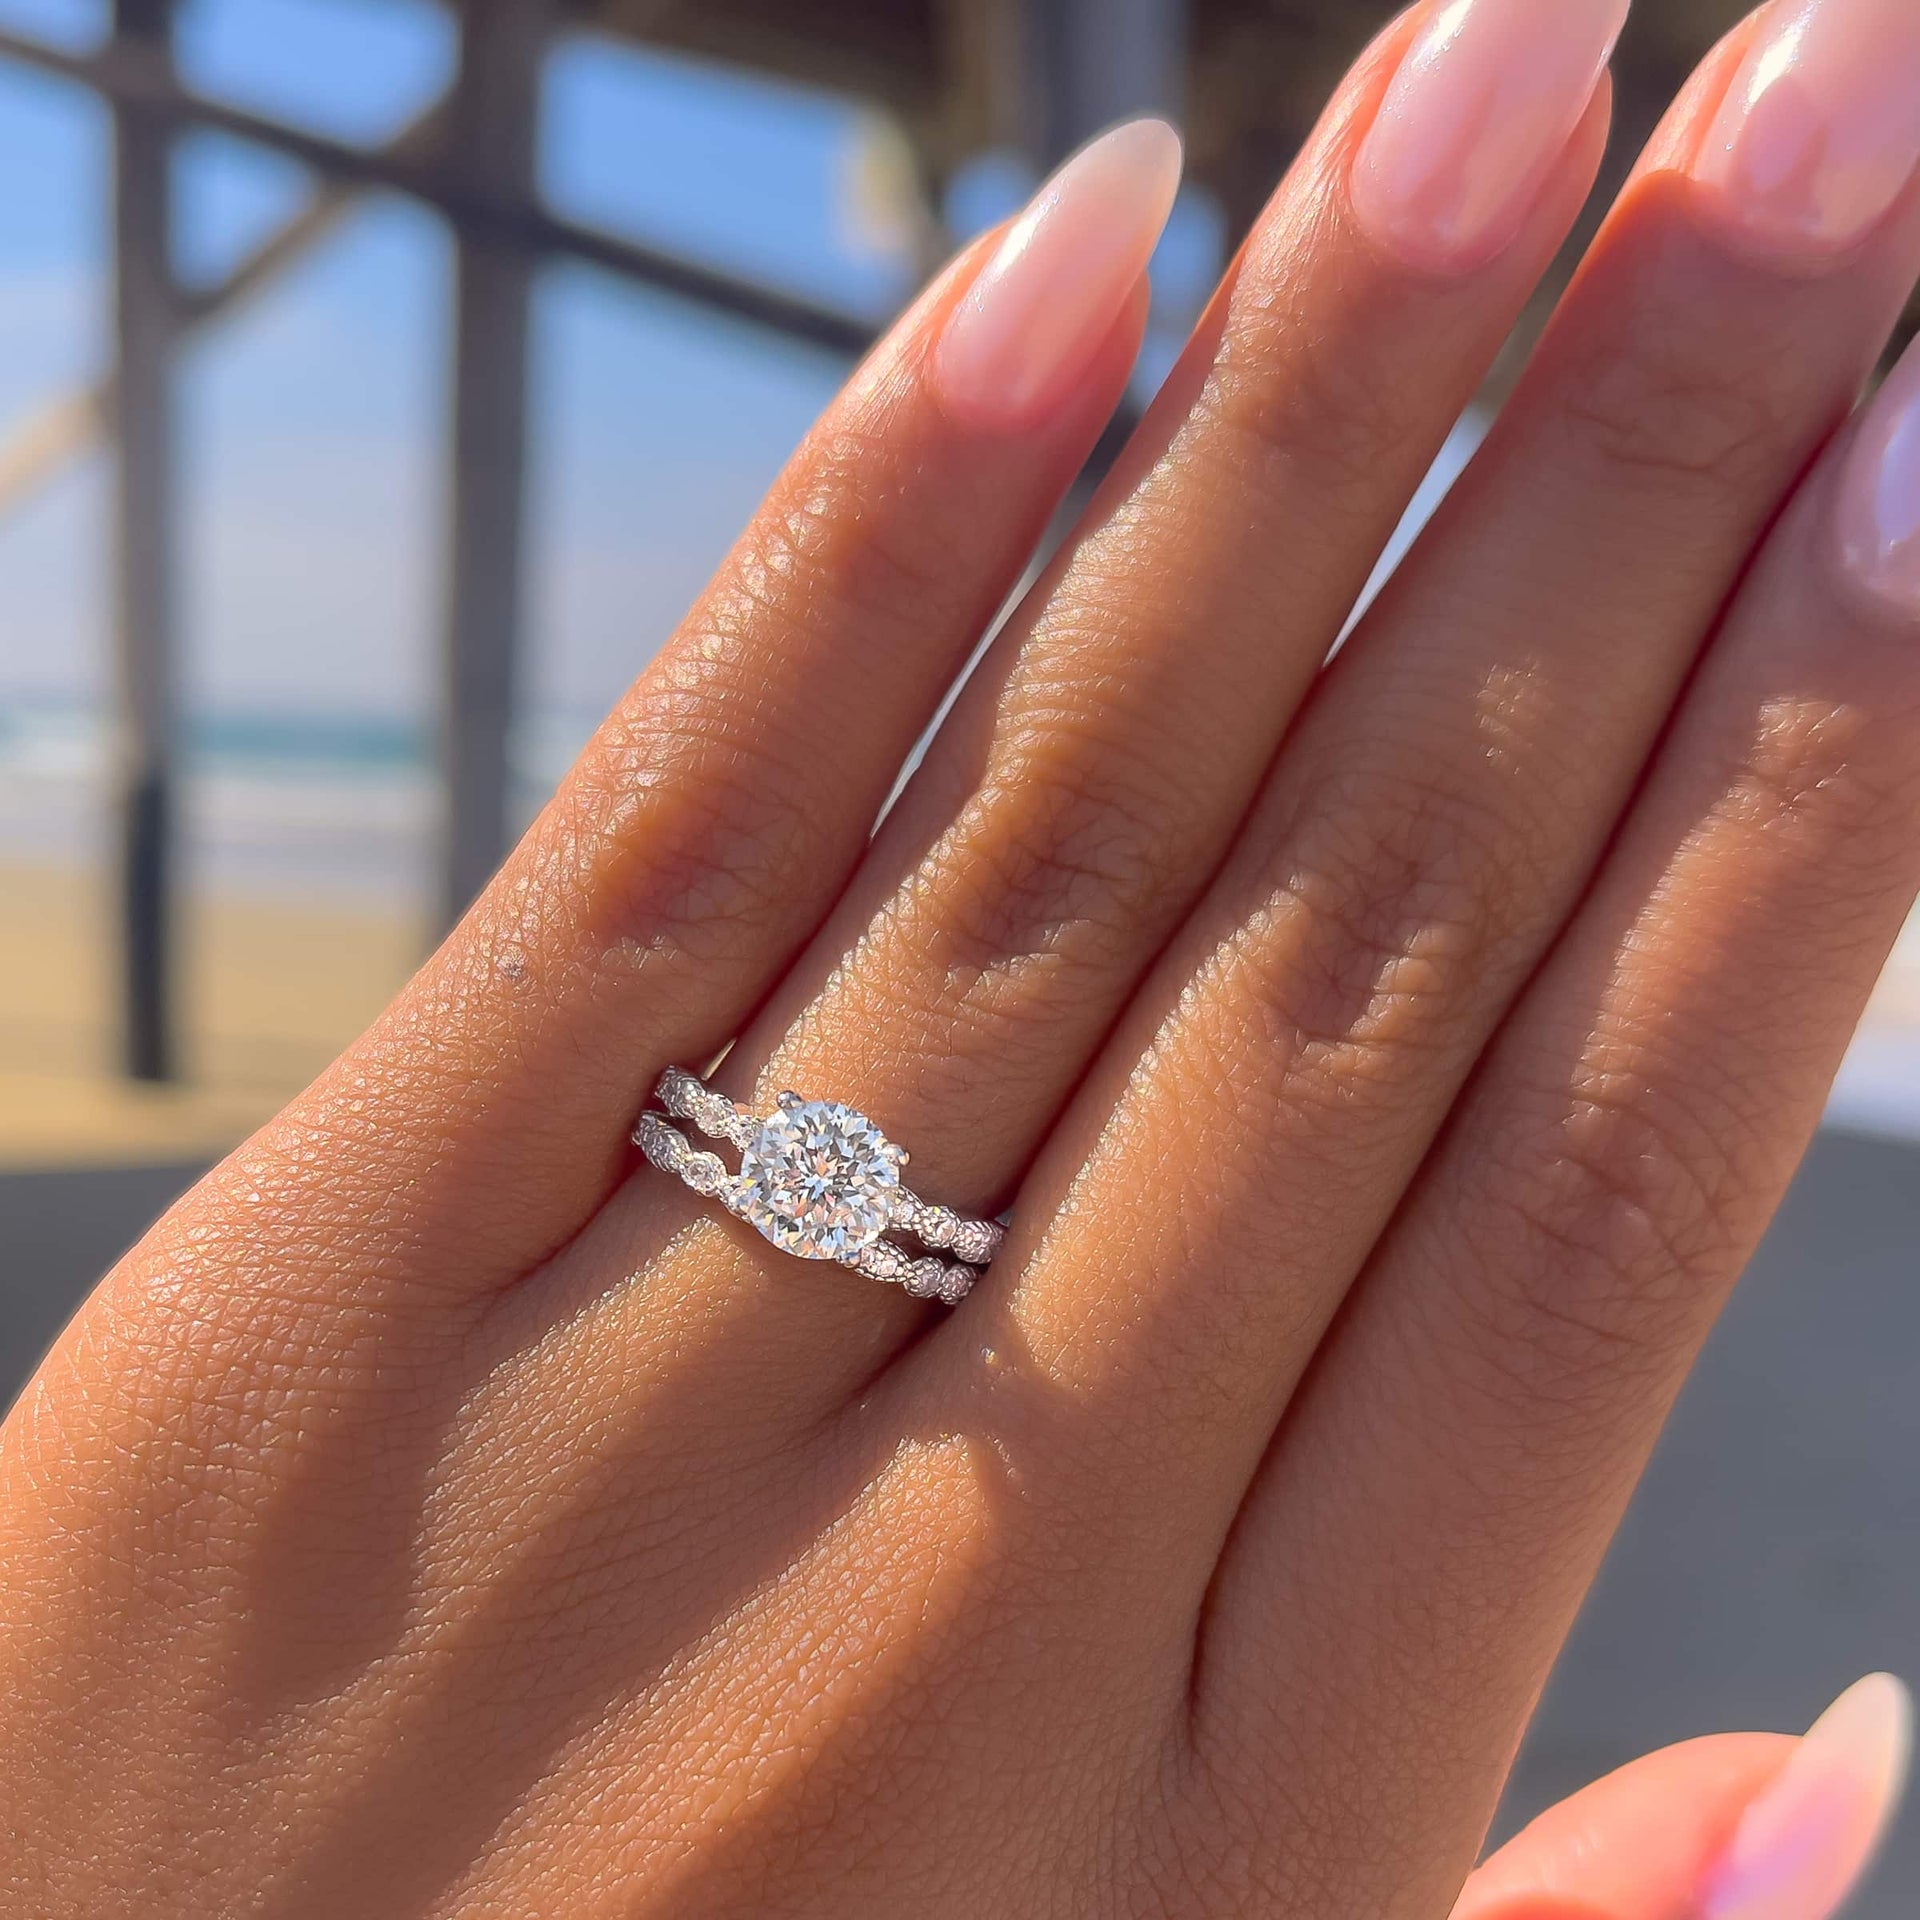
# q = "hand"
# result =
<box><xmin>6</xmin><ymin>0</ymin><xmax>1920</xmax><ymax>1912</ymax></box>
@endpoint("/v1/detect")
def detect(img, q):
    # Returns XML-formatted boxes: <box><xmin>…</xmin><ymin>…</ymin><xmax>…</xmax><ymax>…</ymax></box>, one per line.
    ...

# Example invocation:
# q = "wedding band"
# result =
<box><xmin>633</xmin><ymin>1068</ymin><xmax>1004</xmax><ymax>1305</ymax></box>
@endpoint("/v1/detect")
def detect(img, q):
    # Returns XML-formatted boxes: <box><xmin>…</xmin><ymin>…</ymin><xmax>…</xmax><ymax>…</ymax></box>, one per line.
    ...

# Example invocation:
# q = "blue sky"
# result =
<box><xmin>0</xmin><ymin>0</ymin><xmax>972</xmax><ymax>759</ymax></box>
<box><xmin>0</xmin><ymin>0</ymin><xmax>1225</xmax><ymax>773</ymax></box>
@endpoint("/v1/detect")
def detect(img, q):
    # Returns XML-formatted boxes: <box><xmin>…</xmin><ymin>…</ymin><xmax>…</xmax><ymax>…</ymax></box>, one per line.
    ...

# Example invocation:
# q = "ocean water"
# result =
<box><xmin>0</xmin><ymin>697</ymin><xmax>593</xmax><ymax>905</ymax></box>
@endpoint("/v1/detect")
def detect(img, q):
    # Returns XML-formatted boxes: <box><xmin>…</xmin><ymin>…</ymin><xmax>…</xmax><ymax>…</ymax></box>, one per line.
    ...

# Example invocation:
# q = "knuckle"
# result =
<box><xmin>1193</xmin><ymin>306</ymin><xmax>1426</xmax><ymax>507</ymax></box>
<box><xmin>1552</xmin><ymin>309</ymin><xmax>1800</xmax><ymax>496</ymax></box>
<box><xmin>546</xmin><ymin>418</ymin><xmax>996</xmax><ymax>979</ymax></box>
<box><xmin>621</xmin><ymin>786</ymin><xmax>819</xmax><ymax>972</ymax></box>
<box><xmin>561</xmin><ymin>695</ymin><xmax>826</xmax><ymax>972</ymax></box>
<box><xmin>920</xmin><ymin>746</ymin><xmax>1197</xmax><ymax>986</ymax></box>
<box><xmin>1466</xmin><ymin>1068</ymin><xmax>1755</xmax><ymax>1398</ymax></box>
<box><xmin>740</xmin><ymin>423</ymin><xmax>963</xmax><ymax>643</ymax></box>
<box><xmin>1234</xmin><ymin>755</ymin><xmax>1549</xmax><ymax>1075</ymax></box>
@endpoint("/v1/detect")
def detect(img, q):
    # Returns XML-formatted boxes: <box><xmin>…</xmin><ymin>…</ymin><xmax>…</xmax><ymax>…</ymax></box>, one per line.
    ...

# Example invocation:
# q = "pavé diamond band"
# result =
<box><xmin>633</xmin><ymin>1068</ymin><xmax>1004</xmax><ymax>1306</ymax></box>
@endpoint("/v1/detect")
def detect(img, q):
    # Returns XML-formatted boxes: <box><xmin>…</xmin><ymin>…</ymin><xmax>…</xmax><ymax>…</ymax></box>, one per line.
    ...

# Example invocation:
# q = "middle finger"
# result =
<box><xmin>958</xmin><ymin>0</ymin><xmax>1920</xmax><ymax>1549</ymax></box>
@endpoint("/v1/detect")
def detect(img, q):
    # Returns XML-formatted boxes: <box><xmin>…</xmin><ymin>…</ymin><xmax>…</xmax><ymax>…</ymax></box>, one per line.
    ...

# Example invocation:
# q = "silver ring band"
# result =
<box><xmin>633</xmin><ymin>1068</ymin><xmax>1003</xmax><ymax>1305</ymax></box>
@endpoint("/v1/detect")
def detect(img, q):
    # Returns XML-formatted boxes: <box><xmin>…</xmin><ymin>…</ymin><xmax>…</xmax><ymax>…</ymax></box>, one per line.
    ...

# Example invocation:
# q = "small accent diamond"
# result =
<box><xmin>902</xmin><ymin>1258</ymin><xmax>948</xmax><ymax>1299</ymax></box>
<box><xmin>680</xmin><ymin>1150</ymin><xmax>726</xmax><ymax>1196</ymax></box>
<box><xmin>950</xmin><ymin>1220</ymin><xmax>1002</xmax><ymax>1264</ymax></box>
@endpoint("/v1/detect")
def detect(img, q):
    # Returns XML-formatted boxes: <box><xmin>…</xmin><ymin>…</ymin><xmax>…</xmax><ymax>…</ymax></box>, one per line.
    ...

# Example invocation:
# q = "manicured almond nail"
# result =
<box><xmin>1703</xmin><ymin>1674</ymin><xmax>1913</xmax><ymax>1920</ymax></box>
<box><xmin>932</xmin><ymin>118</ymin><xmax>1182</xmax><ymax>432</ymax></box>
<box><xmin>1349</xmin><ymin>0</ymin><xmax>1629</xmax><ymax>273</ymax></box>
<box><xmin>1836</xmin><ymin>340</ymin><xmax>1920</xmax><ymax>612</ymax></box>
<box><xmin>1691</xmin><ymin>0</ymin><xmax>1920</xmax><ymax>256</ymax></box>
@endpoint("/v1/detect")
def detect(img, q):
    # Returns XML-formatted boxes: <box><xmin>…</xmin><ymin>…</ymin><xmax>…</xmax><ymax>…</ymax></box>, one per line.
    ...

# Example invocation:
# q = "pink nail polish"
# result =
<box><xmin>1691</xmin><ymin>0</ymin><xmax>1920</xmax><ymax>257</ymax></box>
<box><xmin>1837</xmin><ymin>342</ymin><xmax>1920</xmax><ymax>612</ymax></box>
<box><xmin>932</xmin><ymin>119</ymin><xmax>1182</xmax><ymax>433</ymax></box>
<box><xmin>1703</xmin><ymin>1674</ymin><xmax>1913</xmax><ymax>1920</ymax></box>
<box><xmin>1348</xmin><ymin>0</ymin><xmax>1628</xmax><ymax>274</ymax></box>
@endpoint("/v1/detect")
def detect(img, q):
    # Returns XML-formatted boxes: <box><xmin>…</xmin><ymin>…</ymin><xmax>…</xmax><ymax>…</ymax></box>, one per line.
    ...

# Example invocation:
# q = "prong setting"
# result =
<box><xmin>636</xmin><ymin>1070</ymin><xmax>1000</xmax><ymax>1303</ymax></box>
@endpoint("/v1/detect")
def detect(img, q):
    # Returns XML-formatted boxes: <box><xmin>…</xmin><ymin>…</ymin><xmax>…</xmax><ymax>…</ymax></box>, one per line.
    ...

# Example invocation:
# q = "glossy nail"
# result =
<box><xmin>1837</xmin><ymin>339</ymin><xmax>1920</xmax><ymax>612</ymax></box>
<box><xmin>1349</xmin><ymin>0</ymin><xmax>1629</xmax><ymax>273</ymax></box>
<box><xmin>1691</xmin><ymin>0</ymin><xmax>1920</xmax><ymax>257</ymax></box>
<box><xmin>1703</xmin><ymin>1674</ymin><xmax>1913</xmax><ymax>1920</ymax></box>
<box><xmin>932</xmin><ymin>118</ymin><xmax>1182</xmax><ymax>432</ymax></box>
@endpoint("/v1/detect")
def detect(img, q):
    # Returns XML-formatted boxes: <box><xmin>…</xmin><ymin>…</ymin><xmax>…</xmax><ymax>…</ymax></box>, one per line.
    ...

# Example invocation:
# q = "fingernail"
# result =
<box><xmin>1703</xmin><ymin>1673</ymin><xmax>1913</xmax><ymax>1920</ymax></box>
<box><xmin>1836</xmin><ymin>340</ymin><xmax>1920</xmax><ymax>612</ymax></box>
<box><xmin>1690</xmin><ymin>0</ymin><xmax>1920</xmax><ymax>257</ymax></box>
<box><xmin>1349</xmin><ymin>0</ymin><xmax>1628</xmax><ymax>273</ymax></box>
<box><xmin>932</xmin><ymin>118</ymin><xmax>1182</xmax><ymax>432</ymax></box>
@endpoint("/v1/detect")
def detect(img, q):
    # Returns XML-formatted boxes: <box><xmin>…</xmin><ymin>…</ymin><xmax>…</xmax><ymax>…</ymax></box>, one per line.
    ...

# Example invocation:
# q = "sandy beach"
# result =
<box><xmin>0</xmin><ymin>859</ymin><xmax>424</xmax><ymax>1167</ymax></box>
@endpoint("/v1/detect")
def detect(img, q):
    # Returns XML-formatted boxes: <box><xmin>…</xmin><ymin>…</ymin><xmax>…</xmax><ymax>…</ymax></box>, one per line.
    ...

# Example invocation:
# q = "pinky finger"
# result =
<box><xmin>1460</xmin><ymin>1675</ymin><xmax>1911</xmax><ymax>1920</ymax></box>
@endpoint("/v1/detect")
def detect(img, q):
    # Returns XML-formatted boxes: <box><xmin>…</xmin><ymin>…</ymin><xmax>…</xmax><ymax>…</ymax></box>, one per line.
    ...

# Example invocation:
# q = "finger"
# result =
<box><xmin>1195</xmin><ymin>323</ymin><xmax>1920</xmax><ymax>1897</ymax></box>
<box><xmin>749</xmin><ymin>4</ymin><xmax>1615</xmax><ymax>1179</ymax></box>
<box><xmin>86</xmin><ymin>126</ymin><xmax>1173</xmax><ymax>1357</ymax></box>
<box><xmin>1459</xmin><ymin>1677</ymin><xmax>1909</xmax><ymax>1920</ymax></box>
<box><xmin>1466</xmin><ymin>1737</ymin><xmax>1796</xmax><ymax>1920</ymax></box>
<box><xmin>545</xmin><ymin>0</ymin><xmax>1618</xmax><ymax>1382</ymax></box>
<box><xmin>952</xmin><ymin>0</ymin><xmax>1920</xmax><ymax>1547</ymax></box>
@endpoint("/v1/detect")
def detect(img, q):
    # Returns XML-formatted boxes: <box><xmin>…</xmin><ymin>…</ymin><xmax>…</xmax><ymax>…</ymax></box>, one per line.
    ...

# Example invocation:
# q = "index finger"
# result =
<box><xmin>88</xmin><ymin>127</ymin><xmax>1178</xmax><ymax>1340</ymax></box>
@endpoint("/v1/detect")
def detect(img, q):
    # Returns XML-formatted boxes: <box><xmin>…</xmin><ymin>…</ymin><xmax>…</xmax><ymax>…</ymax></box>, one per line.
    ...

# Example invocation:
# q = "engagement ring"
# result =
<box><xmin>633</xmin><ymin>1069</ymin><xmax>1003</xmax><ymax>1304</ymax></box>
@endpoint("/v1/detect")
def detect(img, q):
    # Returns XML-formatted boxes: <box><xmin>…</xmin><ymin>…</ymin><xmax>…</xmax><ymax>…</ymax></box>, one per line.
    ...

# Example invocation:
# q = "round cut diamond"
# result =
<box><xmin>737</xmin><ymin>1100</ymin><xmax>900</xmax><ymax>1260</ymax></box>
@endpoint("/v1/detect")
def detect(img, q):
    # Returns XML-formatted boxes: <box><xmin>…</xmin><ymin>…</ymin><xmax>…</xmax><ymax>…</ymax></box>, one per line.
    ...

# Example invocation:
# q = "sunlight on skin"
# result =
<box><xmin>7</xmin><ymin>1</ymin><xmax>1920</xmax><ymax>1913</ymax></box>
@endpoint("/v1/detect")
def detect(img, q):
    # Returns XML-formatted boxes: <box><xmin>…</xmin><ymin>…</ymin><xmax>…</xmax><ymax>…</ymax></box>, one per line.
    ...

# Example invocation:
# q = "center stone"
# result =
<box><xmin>737</xmin><ymin>1100</ymin><xmax>900</xmax><ymax>1260</ymax></box>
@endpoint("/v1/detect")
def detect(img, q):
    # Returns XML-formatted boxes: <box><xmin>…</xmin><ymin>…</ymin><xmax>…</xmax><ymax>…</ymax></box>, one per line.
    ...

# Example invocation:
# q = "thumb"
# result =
<box><xmin>1457</xmin><ymin>1674</ymin><xmax>1912</xmax><ymax>1920</ymax></box>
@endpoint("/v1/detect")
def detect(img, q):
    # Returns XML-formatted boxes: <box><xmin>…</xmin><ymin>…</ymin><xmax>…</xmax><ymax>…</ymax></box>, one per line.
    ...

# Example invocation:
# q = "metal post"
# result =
<box><xmin>109</xmin><ymin>0</ymin><xmax>177</xmax><ymax>1081</ymax></box>
<box><xmin>436</xmin><ymin>0</ymin><xmax>546</xmax><ymax>929</ymax></box>
<box><xmin>1022</xmin><ymin>0</ymin><xmax>1186</xmax><ymax>166</ymax></box>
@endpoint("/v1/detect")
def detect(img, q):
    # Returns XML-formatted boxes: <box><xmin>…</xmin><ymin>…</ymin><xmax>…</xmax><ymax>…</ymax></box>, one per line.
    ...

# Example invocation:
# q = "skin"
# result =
<box><xmin>2</xmin><ymin>10</ymin><xmax>1918</xmax><ymax>1916</ymax></box>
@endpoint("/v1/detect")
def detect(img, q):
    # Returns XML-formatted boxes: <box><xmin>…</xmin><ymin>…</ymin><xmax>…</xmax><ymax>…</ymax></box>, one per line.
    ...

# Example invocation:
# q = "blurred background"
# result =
<box><xmin>0</xmin><ymin>0</ymin><xmax>1915</xmax><ymax>1903</ymax></box>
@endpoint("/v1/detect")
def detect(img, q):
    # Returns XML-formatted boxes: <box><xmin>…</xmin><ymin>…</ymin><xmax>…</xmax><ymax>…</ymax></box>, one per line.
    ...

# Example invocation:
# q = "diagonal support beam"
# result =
<box><xmin>0</xmin><ymin>21</ymin><xmax>883</xmax><ymax>525</ymax></box>
<box><xmin>0</xmin><ymin>25</ymin><xmax>877</xmax><ymax>356</ymax></box>
<box><xmin>0</xmin><ymin>99</ymin><xmax>458</xmax><ymax>522</ymax></box>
